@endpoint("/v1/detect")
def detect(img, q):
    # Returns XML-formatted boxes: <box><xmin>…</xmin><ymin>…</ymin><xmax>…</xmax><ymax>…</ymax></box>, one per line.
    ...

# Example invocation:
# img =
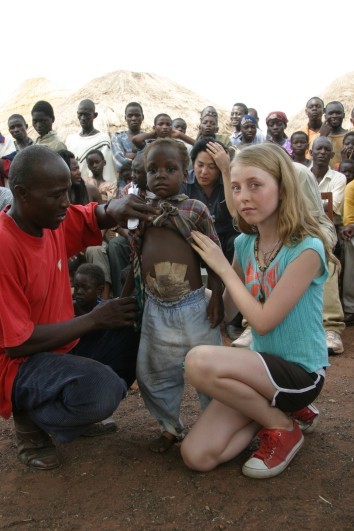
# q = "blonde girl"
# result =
<box><xmin>181</xmin><ymin>143</ymin><xmax>334</xmax><ymax>479</ymax></box>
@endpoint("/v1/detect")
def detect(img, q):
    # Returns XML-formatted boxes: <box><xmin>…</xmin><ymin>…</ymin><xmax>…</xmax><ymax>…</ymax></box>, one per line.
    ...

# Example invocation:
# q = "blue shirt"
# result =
<box><xmin>235</xmin><ymin>234</ymin><xmax>329</xmax><ymax>373</ymax></box>
<box><xmin>111</xmin><ymin>131</ymin><xmax>138</xmax><ymax>172</ymax></box>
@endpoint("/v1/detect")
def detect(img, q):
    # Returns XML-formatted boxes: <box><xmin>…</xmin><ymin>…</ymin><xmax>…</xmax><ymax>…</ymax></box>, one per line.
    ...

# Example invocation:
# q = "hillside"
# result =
<box><xmin>287</xmin><ymin>71</ymin><xmax>354</xmax><ymax>134</ymax></box>
<box><xmin>1</xmin><ymin>69</ymin><xmax>353</xmax><ymax>142</ymax></box>
<box><xmin>0</xmin><ymin>71</ymin><xmax>231</xmax><ymax>141</ymax></box>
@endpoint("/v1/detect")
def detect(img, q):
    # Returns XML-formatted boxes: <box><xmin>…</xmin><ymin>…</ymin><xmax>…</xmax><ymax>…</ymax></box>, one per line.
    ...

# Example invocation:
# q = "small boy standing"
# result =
<box><xmin>128</xmin><ymin>138</ymin><xmax>224</xmax><ymax>453</ymax></box>
<box><xmin>86</xmin><ymin>149</ymin><xmax>117</xmax><ymax>202</ymax></box>
<box><xmin>290</xmin><ymin>131</ymin><xmax>311</xmax><ymax>167</ymax></box>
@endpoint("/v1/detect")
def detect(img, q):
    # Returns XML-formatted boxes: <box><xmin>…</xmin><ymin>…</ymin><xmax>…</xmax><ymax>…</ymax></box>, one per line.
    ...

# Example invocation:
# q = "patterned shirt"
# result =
<box><xmin>235</xmin><ymin>233</ymin><xmax>329</xmax><ymax>373</ymax></box>
<box><xmin>111</xmin><ymin>131</ymin><xmax>140</xmax><ymax>172</ymax></box>
<box><xmin>146</xmin><ymin>193</ymin><xmax>220</xmax><ymax>245</ymax></box>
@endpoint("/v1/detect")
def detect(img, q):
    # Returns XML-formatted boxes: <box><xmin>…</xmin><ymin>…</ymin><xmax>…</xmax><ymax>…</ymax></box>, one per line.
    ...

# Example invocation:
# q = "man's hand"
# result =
<box><xmin>98</xmin><ymin>194</ymin><xmax>159</xmax><ymax>229</ymax></box>
<box><xmin>319</xmin><ymin>121</ymin><xmax>331</xmax><ymax>136</ymax></box>
<box><xmin>89</xmin><ymin>297</ymin><xmax>138</xmax><ymax>329</ymax></box>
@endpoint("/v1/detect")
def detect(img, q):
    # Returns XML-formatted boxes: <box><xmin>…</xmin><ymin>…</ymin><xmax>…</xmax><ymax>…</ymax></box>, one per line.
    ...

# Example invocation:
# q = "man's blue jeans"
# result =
<box><xmin>12</xmin><ymin>327</ymin><xmax>139</xmax><ymax>443</ymax></box>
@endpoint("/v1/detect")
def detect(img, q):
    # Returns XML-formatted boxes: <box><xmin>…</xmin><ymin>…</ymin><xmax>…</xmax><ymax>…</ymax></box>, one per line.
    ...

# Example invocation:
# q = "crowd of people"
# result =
<box><xmin>0</xmin><ymin>95</ymin><xmax>353</xmax><ymax>480</ymax></box>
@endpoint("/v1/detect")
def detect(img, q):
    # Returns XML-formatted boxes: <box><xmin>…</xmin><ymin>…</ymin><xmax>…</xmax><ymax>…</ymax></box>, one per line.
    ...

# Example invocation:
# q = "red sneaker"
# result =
<box><xmin>242</xmin><ymin>422</ymin><xmax>304</xmax><ymax>479</ymax></box>
<box><xmin>291</xmin><ymin>404</ymin><xmax>319</xmax><ymax>434</ymax></box>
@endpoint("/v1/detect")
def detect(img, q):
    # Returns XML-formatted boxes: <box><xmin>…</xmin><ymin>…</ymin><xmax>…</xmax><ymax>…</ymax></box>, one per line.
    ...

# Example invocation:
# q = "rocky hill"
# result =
<box><xmin>1</xmin><ymin>69</ymin><xmax>353</xmax><ymax>142</ymax></box>
<box><xmin>287</xmin><ymin>71</ymin><xmax>354</xmax><ymax>134</ymax></box>
<box><xmin>0</xmin><ymin>71</ymin><xmax>231</xmax><ymax>141</ymax></box>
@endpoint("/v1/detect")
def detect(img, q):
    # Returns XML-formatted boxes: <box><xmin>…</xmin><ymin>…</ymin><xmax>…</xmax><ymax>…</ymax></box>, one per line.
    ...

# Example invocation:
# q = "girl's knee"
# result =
<box><xmin>184</xmin><ymin>346</ymin><xmax>214</xmax><ymax>383</ymax></box>
<box><xmin>180</xmin><ymin>439</ymin><xmax>216</xmax><ymax>473</ymax></box>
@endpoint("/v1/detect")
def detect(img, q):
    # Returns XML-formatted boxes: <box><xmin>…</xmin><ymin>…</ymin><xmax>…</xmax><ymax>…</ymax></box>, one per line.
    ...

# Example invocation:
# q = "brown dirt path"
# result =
<box><xmin>0</xmin><ymin>327</ymin><xmax>353</xmax><ymax>530</ymax></box>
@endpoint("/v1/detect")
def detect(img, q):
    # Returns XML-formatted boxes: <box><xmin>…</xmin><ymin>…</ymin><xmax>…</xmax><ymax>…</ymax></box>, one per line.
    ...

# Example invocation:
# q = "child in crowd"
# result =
<box><xmin>127</xmin><ymin>138</ymin><xmax>224</xmax><ymax>453</ymax></box>
<box><xmin>118</xmin><ymin>160</ymin><xmax>133</xmax><ymax>189</ymax></box>
<box><xmin>73</xmin><ymin>263</ymin><xmax>105</xmax><ymax>316</ymax></box>
<box><xmin>266</xmin><ymin>112</ymin><xmax>292</xmax><ymax>155</ymax></box>
<box><xmin>181</xmin><ymin>143</ymin><xmax>335</xmax><ymax>479</ymax></box>
<box><xmin>132</xmin><ymin>114</ymin><xmax>195</xmax><ymax>150</ymax></box>
<box><xmin>58</xmin><ymin>149</ymin><xmax>101</xmax><ymax>204</ymax></box>
<box><xmin>231</xmin><ymin>115</ymin><xmax>259</xmax><ymax>153</ymax></box>
<box><xmin>86</xmin><ymin>149</ymin><xmax>117</xmax><ymax>202</ymax></box>
<box><xmin>337</xmin><ymin>131</ymin><xmax>354</xmax><ymax>173</ymax></box>
<box><xmin>78</xmin><ymin>149</ymin><xmax>117</xmax><ymax>297</ymax></box>
<box><xmin>339</xmin><ymin>160</ymin><xmax>354</xmax><ymax>184</ymax></box>
<box><xmin>58</xmin><ymin>149</ymin><xmax>103</xmax><ymax>285</ymax></box>
<box><xmin>290</xmin><ymin>131</ymin><xmax>311</xmax><ymax>167</ymax></box>
<box><xmin>108</xmin><ymin>152</ymin><xmax>148</xmax><ymax>298</ymax></box>
<box><xmin>172</xmin><ymin>118</ymin><xmax>187</xmax><ymax>134</ymax></box>
<box><xmin>72</xmin><ymin>263</ymin><xmax>139</xmax><ymax>432</ymax></box>
<box><xmin>198</xmin><ymin>111</ymin><xmax>232</xmax><ymax>149</ymax></box>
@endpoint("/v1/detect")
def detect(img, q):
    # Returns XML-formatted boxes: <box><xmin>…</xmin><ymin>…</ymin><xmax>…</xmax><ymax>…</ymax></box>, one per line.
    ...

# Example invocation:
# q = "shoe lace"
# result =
<box><xmin>253</xmin><ymin>429</ymin><xmax>280</xmax><ymax>459</ymax></box>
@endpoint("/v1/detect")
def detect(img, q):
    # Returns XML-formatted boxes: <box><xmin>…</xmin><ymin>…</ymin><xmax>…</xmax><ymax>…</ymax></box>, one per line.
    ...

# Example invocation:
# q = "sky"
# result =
<box><xmin>2</xmin><ymin>0</ymin><xmax>353</xmax><ymax>127</ymax></box>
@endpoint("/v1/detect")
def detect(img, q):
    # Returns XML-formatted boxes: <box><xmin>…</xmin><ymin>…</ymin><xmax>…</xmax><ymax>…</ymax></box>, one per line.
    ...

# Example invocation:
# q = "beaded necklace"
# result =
<box><xmin>254</xmin><ymin>235</ymin><xmax>282</xmax><ymax>303</ymax></box>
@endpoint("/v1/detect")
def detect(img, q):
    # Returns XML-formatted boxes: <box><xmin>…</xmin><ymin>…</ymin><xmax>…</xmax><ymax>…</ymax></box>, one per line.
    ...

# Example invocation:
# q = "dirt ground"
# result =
<box><xmin>0</xmin><ymin>326</ymin><xmax>353</xmax><ymax>531</ymax></box>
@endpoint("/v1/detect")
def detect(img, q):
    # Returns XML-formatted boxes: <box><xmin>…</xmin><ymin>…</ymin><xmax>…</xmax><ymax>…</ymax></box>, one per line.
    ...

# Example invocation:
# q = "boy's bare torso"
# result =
<box><xmin>141</xmin><ymin>226</ymin><xmax>202</xmax><ymax>301</ymax></box>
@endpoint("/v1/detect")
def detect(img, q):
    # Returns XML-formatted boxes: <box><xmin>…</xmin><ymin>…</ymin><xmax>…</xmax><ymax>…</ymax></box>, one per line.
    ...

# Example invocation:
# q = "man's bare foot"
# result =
<box><xmin>149</xmin><ymin>432</ymin><xmax>178</xmax><ymax>453</ymax></box>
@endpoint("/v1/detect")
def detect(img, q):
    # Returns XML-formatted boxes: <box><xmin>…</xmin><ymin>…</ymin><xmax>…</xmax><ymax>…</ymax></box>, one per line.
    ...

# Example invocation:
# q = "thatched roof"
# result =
<box><xmin>288</xmin><ymin>71</ymin><xmax>354</xmax><ymax>134</ymax></box>
<box><xmin>0</xmin><ymin>70</ymin><xmax>232</xmax><ymax>141</ymax></box>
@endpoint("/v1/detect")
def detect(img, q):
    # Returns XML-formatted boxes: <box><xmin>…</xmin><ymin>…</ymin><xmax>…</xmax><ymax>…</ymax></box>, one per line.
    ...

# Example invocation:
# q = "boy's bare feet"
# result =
<box><xmin>149</xmin><ymin>432</ymin><xmax>178</xmax><ymax>453</ymax></box>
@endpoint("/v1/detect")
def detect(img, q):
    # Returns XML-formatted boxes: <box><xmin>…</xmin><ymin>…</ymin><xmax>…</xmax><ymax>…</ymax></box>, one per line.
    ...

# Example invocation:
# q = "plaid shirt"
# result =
<box><xmin>128</xmin><ymin>194</ymin><xmax>220</xmax><ymax>328</ymax></box>
<box><xmin>146</xmin><ymin>193</ymin><xmax>220</xmax><ymax>246</ymax></box>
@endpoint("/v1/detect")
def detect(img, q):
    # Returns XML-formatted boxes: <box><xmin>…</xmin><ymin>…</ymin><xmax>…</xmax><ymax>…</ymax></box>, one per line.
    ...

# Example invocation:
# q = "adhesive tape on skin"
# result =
<box><xmin>128</xmin><ymin>185</ymin><xmax>139</xmax><ymax>229</ymax></box>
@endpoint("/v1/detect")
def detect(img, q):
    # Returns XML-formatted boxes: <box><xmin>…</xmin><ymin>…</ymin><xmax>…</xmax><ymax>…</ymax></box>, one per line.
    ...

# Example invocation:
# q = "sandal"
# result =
<box><xmin>149</xmin><ymin>432</ymin><xmax>178</xmax><ymax>453</ymax></box>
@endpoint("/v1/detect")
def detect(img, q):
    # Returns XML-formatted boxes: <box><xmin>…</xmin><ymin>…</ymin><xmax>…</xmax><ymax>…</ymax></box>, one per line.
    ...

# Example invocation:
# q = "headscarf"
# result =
<box><xmin>240</xmin><ymin>115</ymin><xmax>257</xmax><ymax>127</ymax></box>
<box><xmin>265</xmin><ymin>112</ymin><xmax>288</xmax><ymax>125</ymax></box>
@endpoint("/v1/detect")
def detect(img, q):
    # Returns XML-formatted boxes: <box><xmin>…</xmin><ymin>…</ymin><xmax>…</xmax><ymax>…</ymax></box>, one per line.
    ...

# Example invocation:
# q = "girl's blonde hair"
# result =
<box><xmin>231</xmin><ymin>143</ymin><xmax>337</xmax><ymax>266</ymax></box>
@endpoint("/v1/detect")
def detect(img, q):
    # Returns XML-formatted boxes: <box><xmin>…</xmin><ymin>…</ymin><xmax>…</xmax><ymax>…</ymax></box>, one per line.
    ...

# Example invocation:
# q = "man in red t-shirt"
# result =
<box><xmin>0</xmin><ymin>146</ymin><xmax>157</xmax><ymax>470</ymax></box>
